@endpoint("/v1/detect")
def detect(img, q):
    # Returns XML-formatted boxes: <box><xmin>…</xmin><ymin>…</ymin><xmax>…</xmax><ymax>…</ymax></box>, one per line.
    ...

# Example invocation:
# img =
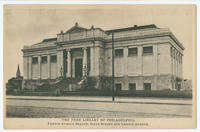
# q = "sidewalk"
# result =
<box><xmin>6</xmin><ymin>95</ymin><xmax>192</xmax><ymax>105</ymax></box>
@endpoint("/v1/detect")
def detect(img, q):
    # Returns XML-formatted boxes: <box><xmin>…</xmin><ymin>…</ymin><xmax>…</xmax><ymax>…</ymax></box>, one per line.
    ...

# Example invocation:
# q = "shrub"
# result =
<box><xmin>62</xmin><ymin>90</ymin><xmax>192</xmax><ymax>98</ymax></box>
<box><xmin>7</xmin><ymin>89</ymin><xmax>192</xmax><ymax>98</ymax></box>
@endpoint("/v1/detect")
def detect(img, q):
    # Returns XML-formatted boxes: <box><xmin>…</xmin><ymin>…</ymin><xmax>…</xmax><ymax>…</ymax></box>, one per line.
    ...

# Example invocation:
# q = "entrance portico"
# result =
<box><xmin>63</xmin><ymin>47</ymin><xmax>88</xmax><ymax>78</ymax></box>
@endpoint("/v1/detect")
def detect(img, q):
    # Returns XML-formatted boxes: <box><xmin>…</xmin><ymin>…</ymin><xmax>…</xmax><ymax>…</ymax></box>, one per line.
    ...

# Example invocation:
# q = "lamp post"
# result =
<box><xmin>111</xmin><ymin>32</ymin><xmax>115</xmax><ymax>102</ymax></box>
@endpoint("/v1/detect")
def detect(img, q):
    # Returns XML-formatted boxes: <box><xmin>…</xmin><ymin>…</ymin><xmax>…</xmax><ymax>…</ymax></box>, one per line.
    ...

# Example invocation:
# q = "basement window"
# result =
<box><xmin>115</xmin><ymin>49</ymin><xmax>123</xmax><ymax>57</ymax></box>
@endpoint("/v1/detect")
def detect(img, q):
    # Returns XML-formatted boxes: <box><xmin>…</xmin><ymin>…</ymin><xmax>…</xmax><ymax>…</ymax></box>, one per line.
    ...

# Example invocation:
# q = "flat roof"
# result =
<box><xmin>106</xmin><ymin>24</ymin><xmax>158</xmax><ymax>33</ymax></box>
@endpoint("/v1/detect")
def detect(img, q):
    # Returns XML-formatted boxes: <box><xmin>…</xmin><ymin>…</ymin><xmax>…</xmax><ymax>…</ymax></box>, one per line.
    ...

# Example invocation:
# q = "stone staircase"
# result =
<box><xmin>21</xmin><ymin>77</ymin><xmax>98</xmax><ymax>96</ymax></box>
<box><xmin>35</xmin><ymin>77</ymin><xmax>85</xmax><ymax>94</ymax></box>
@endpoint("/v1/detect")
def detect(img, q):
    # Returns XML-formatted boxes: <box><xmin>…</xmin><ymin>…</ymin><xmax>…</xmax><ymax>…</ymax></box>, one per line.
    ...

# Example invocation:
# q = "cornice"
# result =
<box><xmin>56</xmin><ymin>37</ymin><xmax>106</xmax><ymax>45</ymax></box>
<box><xmin>22</xmin><ymin>46</ymin><xmax>57</xmax><ymax>52</ymax></box>
<box><xmin>22</xmin><ymin>29</ymin><xmax>184</xmax><ymax>52</ymax></box>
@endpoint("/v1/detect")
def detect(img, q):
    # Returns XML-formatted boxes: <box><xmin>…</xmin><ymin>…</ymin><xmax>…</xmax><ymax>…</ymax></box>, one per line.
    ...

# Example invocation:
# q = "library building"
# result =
<box><xmin>22</xmin><ymin>23</ymin><xmax>184</xmax><ymax>91</ymax></box>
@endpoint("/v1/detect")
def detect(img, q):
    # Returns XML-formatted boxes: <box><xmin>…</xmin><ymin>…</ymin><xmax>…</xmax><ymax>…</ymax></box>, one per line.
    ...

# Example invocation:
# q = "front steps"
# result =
<box><xmin>22</xmin><ymin>77</ymin><xmax>88</xmax><ymax>95</ymax></box>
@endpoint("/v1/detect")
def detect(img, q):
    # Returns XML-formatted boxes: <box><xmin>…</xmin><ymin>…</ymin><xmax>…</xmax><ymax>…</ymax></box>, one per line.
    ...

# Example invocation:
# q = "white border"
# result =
<box><xmin>0</xmin><ymin>0</ymin><xmax>199</xmax><ymax>132</ymax></box>
<box><xmin>0</xmin><ymin>2</ymin><xmax>3</xmax><ymax>132</ymax></box>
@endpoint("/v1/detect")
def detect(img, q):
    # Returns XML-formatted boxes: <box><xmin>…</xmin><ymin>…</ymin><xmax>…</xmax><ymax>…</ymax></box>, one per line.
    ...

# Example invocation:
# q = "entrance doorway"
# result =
<box><xmin>75</xmin><ymin>59</ymin><xmax>83</xmax><ymax>78</ymax></box>
<box><xmin>115</xmin><ymin>83</ymin><xmax>122</xmax><ymax>92</ymax></box>
<box><xmin>144</xmin><ymin>83</ymin><xmax>151</xmax><ymax>91</ymax></box>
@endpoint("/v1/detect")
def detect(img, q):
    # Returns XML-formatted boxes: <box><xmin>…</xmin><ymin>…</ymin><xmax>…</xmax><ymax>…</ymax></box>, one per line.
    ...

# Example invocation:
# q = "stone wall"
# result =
<box><xmin>158</xmin><ymin>43</ymin><xmax>171</xmax><ymax>74</ymax></box>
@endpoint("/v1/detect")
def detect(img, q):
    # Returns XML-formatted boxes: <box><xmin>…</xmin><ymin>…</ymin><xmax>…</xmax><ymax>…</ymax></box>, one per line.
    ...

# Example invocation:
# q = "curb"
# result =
<box><xmin>6</xmin><ymin>97</ymin><xmax>192</xmax><ymax>106</ymax></box>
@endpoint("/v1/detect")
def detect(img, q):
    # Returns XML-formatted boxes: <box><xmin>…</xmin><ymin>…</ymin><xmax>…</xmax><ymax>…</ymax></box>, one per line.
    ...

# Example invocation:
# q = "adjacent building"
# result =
<box><xmin>6</xmin><ymin>64</ymin><xmax>23</xmax><ymax>94</ymax></box>
<box><xmin>22</xmin><ymin>23</ymin><xmax>184</xmax><ymax>91</ymax></box>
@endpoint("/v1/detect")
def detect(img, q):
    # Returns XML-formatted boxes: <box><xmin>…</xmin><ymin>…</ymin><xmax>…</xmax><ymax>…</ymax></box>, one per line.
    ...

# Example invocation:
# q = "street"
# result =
<box><xmin>6</xmin><ymin>96</ymin><xmax>192</xmax><ymax>118</ymax></box>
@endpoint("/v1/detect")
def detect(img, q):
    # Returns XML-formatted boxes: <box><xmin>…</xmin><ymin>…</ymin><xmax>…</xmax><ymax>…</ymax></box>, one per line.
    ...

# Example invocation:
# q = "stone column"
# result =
<box><xmin>173</xmin><ymin>48</ymin><xmax>175</xmax><ymax>76</ymax></box>
<box><xmin>174</xmin><ymin>50</ymin><xmax>177</xmax><ymax>77</ymax></box>
<box><xmin>178</xmin><ymin>52</ymin><xmax>180</xmax><ymax>78</ymax></box>
<box><xmin>23</xmin><ymin>56</ymin><xmax>28</xmax><ymax>80</ymax></box>
<box><xmin>90</xmin><ymin>47</ymin><xmax>95</xmax><ymax>76</ymax></box>
<box><xmin>137</xmin><ymin>46</ymin><xmax>143</xmax><ymax>90</ymax></box>
<box><xmin>82</xmin><ymin>47</ymin><xmax>87</xmax><ymax>77</ymax></box>
<box><xmin>171</xmin><ymin>48</ymin><xmax>174</xmax><ymax>75</ymax></box>
<box><xmin>28</xmin><ymin>56</ymin><xmax>32</xmax><ymax>79</ymax></box>
<box><xmin>67</xmin><ymin>49</ymin><xmax>71</xmax><ymax>78</ymax></box>
<box><xmin>179</xmin><ymin>53</ymin><xmax>181</xmax><ymax>78</ymax></box>
<box><xmin>171</xmin><ymin>48</ymin><xmax>175</xmax><ymax>89</ymax></box>
<box><xmin>177</xmin><ymin>52</ymin><xmax>179</xmax><ymax>78</ymax></box>
<box><xmin>57</xmin><ymin>50</ymin><xmax>64</xmax><ymax>78</ymax></box>
<box><xmin>176</xmin><ymin>51</ymin><xmax>178</xmax><ymax>77</ymax></box>
<box><xmin>124</xmin><ymin>47</ymin><xmax>128</xmax><ymax>76</ymax></box>
<box><xmin>177</xmin><ymin>52</ymin><xmax>179</xmax><ymax>77</ymax></box>
<box><xmin>153</xmin><ymin>44</ymin><xmax>158</xmax><ymax>74</ymax></box>
<box><xmin>137</xmin><ymin>46</ymin><xmax>143</xmax><ymax>76</ymax></box>
<box><xmin>153</xmin><ymin>44</ymin><xmax>158</xmax><ymax>90</ymax></box>
<box><xmin>180</xmin><ymin>54</ymin><xmax>183</xmax><ymax>78</ymax></box>
<box><xmin>177</xmin><ymin>51</ymin><xmax>179</xmax><ymax>77</ymax></box>
<box><xmin>47</xmin><ymin>54</ymin><xmax>51</xmax><ymax>79</ymax></box>
<box><xmin>38</xmin><ymin>56</ymin><xmax>41</xmax><ymax>79</ymax></box>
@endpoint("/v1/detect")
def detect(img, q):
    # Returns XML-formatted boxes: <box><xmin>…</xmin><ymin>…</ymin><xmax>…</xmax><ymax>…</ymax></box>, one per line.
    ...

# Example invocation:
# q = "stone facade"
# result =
<box><xmin>22</xmin><ymin>23</ymin><xmax>184</xmax><ymax>91</ymax></box>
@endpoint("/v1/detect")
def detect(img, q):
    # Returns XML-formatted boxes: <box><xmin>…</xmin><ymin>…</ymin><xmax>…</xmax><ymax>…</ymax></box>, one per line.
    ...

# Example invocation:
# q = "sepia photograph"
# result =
<box><xmin>3</xmin><ymin>4</ymin><xmax>196</xmax><ymax>129</ymax></box>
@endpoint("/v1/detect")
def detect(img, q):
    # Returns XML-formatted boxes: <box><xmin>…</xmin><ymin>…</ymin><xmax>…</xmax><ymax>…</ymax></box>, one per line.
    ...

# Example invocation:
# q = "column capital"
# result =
<box><xmin>67</xmin><ymin>49</ymin><xmax>72</xmax><ymax>78</ymax></box>
<box><xmin>66</xmin><ymin>48</ymin><xmax>71</xmax><ymax>52</ymax></box>
<box><xmin>56</xmin><ymin>47</ymin><xmax>65</xmax><ymax>51</ymax></box>
<box><xmin>82</xmin><ymin>47</ymin><xmax>87</xmax><ymax>50</ymax></box>
<box><xmin>38</xmin><ymin>55</ymin><xmax>41</xmax><ymax>79</ymax></box>
<box><xmin>82</xmin><ymin>47</ymin><xmax>88</xmax><ymax>77</ymax></box>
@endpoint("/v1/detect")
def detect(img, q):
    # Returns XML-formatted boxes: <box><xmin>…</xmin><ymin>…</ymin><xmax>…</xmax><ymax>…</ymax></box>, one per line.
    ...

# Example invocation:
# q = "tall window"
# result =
<box><xmin>32</xmin><ymin>57</ymin><xmax>38</xmax><ymax>64</ymax></box>
<box><xmin>128</xmin><ymin>48</ymin><xmax>138</xmax><ymax>56</ymax></box>
<box><xmin>50</xmin><ymin>55</ymin><xmax>57</xmax><ymax>63</ymax></box>
<box><xmin>41</xmin><ymin>56</ymin><xmax>47</xmax><ymax>64</ymax></box>
<box><xmin>143</xmin><ymin>46</ymin><xmax>153</xmax><ymax>55</ymax></box>
<box><xmin>115</xmin><ymin>49</ymin><xmax>123</xmax><ymax>57</ymax></box>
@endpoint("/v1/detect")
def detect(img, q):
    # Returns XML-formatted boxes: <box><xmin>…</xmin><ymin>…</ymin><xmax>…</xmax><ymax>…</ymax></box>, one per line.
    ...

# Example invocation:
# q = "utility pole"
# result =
<box><xmin>112</xmin><ymin>33</ymin><xmax>115</xmax><ymax>102</ymax></box>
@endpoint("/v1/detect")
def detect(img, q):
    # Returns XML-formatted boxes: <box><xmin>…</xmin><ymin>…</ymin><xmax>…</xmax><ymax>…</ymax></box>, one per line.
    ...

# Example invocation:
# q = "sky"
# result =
<box><xmin>3</xmin><ymin>5</ymin><xmax>196</xmax><ymax>84</ymax></box>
